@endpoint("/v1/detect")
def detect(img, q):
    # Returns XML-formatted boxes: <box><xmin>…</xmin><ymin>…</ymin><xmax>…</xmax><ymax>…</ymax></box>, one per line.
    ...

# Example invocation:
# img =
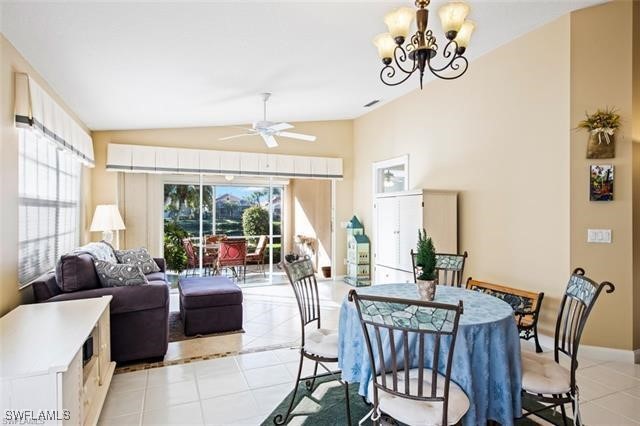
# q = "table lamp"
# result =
<box><xmin>90</xmin><ymin>204</ymin><xmax>125</xmax><ymax>243</ymax></box>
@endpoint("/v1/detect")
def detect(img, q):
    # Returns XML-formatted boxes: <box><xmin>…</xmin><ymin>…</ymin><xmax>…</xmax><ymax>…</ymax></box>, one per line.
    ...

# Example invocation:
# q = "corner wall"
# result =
<box><xmin>0</xmin><ymin>34</ymin><xmax>92</xmax><ymax>316</ymax></box>
<box><xmin>354</xmin><ymin>17</ymin><xmax>572</xmax><ymax>337</ymax></box>
<box><xmin>570</xmin><ymin>1</ymin><xmax>635</xmax><ymax>350</ymax></box>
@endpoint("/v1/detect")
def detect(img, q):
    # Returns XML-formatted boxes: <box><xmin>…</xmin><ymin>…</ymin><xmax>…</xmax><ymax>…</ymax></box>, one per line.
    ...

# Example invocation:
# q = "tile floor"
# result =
<box><xmin>100</xmin><ymin>281</ymin><xmax>640</xmax><ymax>425</ymax></box>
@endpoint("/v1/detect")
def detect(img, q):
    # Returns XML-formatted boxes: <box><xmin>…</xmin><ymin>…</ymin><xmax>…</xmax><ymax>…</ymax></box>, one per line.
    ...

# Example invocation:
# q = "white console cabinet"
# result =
<box><xmin>0</xmin><ymin>297</ymin><xmax>114</xmax><ymax>425</ymax></box>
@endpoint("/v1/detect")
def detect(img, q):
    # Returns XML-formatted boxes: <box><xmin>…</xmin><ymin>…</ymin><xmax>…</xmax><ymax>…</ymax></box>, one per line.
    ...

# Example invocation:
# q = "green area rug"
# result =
<box><xmin>261</xmin><ymin>376</ymin><xmax>573</xmax><ymax>425</ymax></box>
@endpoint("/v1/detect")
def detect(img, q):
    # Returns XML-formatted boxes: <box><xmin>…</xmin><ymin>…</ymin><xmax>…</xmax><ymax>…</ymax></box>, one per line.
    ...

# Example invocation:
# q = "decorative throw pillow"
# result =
<box><xmin>94</xmin><ymin>260</ymin><xmax>148</xmax><ymax>287</ymax></box>
<box><xmin>114</xmin><ymin>247</ymin><xmax>160</xmax><ymax>274</ymax></box>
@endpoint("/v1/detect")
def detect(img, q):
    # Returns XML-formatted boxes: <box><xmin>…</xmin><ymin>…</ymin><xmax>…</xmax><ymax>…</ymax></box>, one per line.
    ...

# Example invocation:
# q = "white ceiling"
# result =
<box><xmin>1</xmin><ymin>0</ymin><xmax>599</xmax><ymax>131</ymax></box>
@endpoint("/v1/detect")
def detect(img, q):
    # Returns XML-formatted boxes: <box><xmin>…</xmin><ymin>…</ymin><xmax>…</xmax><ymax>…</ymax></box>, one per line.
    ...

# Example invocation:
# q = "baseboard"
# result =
<box><xmin>537</xmin><ymin>333</ymin><xmax>637</xmax><ymax>364</ymax></box>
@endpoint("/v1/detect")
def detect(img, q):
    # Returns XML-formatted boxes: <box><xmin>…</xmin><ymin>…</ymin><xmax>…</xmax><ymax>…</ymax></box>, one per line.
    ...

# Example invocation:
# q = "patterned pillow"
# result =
<box><xmin>114</xmin><ymin>247</ymin><xmax>160</xmax><ymax>274</ymax></box>
<box><xmin>94</xmin><ymin>260</ymin><xmax>148</xmax><ymax>287</ymax></box>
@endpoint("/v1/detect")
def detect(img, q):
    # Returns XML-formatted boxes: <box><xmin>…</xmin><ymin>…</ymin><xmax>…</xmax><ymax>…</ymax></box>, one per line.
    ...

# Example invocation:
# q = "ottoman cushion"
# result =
<box><xmin>179</xmin><ymin>276</ymin><xmax>243</xmax><ymax>309</ymax></box>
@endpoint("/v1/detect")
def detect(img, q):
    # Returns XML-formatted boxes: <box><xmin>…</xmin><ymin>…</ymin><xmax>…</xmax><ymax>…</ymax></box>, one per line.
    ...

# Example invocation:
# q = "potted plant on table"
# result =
<box><xmin>415</xmin><ymin>229</ymin><xmax>438</xmax><ymax>301</ymax></box>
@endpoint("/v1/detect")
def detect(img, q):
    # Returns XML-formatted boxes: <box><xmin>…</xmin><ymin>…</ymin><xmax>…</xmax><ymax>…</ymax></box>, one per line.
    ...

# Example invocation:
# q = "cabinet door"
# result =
<box><xmin>398</xmin><ymin>195</ymin><xmax>423</xmax><ymax>272</ymax></box>
<box><xmin>375</xmin><ymin>196</ymin><xmax>399</xmax><ymax>269</ymax></box>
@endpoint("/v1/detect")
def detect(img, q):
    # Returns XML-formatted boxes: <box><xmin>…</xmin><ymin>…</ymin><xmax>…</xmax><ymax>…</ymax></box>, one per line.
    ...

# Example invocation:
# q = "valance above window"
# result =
<box><xmin>14</xmin><ymin>73</ymin><xmax>94</xmax><ymax>167</ymax></box>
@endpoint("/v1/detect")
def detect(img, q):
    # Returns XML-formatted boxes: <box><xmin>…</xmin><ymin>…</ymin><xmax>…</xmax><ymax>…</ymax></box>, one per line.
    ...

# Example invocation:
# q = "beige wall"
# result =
<box><xmin>632</xmin><ymin>0</ymin><xmax>640</xmax><ymax>351</ymax></box>
<box><xmin>354</xmin><ymin>17</ymin><xmax>572</xmax><ymax>338</ymax></box>
<box><xmin>91</xmin><ymin>121</ymin><xmax>353</xmax><ymax>274</ymax></box>
<box><xmin>0</xmin><ymin>34</ymin><xmax>92</xmax><ymax>316</ymax></box>
<box><xmin>570</xmin><ymin>1</ymin><xmax>635</xmax><ymax>350</ymax></box>
<box><xmin>289</xmin><ymin>179</ymin><xmax>332</xmax><ymax>271</ymax></box>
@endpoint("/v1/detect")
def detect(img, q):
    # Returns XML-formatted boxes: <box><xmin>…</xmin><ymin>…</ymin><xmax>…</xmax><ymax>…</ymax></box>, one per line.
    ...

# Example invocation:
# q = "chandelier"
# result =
<box><xmin>373</xmin><ymin>0</ymin><xmax>475</xmax><ymax>89</ymax></box>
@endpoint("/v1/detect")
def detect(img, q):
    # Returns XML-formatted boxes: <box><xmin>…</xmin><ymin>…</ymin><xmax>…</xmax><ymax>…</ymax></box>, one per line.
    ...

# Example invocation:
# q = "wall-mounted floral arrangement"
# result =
<box><xmin>577</xmin><ymin>107</ymin><xmax>621</xmax><ymax>159</ymax></box>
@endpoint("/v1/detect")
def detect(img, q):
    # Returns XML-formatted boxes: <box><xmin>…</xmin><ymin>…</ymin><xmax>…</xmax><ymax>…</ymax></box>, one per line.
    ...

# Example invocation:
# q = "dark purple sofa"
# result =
<box><xmin>31</xmin><ymin>253</ymin><xmax>169</xmax><ymax>363</ymax></box>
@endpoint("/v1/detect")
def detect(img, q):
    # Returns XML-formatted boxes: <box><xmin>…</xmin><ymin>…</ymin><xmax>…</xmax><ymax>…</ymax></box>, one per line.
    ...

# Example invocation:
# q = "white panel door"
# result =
<box><xmin>398</xmin><ymin>194</ymin><xmax>423</xmax><ymax>272</ymax></box>
<box><xmin>375</xmin><ymin>196</ymin><xmax>399</xmax><ymax>269</ymax></box>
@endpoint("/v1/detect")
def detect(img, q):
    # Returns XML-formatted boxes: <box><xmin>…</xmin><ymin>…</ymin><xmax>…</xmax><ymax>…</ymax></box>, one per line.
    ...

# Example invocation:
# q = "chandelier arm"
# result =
<box><xmin>379</xmin><ymin>64</ymin><xmax>417</xmax><ymax>87</ymax></box>
<box><xmin>392</xmin><ymin>45</ymin><xmax>417</xmax><ymax>75</ymax></box>
<box><xmin>427</xmin><ymin>40</ymin><xmax>461</xmax><ymax>73</ymax></box>
<box><xmin>427</xmin><ymin>55</ymin><xmax>469</xmax><ymax>80</ymax></box>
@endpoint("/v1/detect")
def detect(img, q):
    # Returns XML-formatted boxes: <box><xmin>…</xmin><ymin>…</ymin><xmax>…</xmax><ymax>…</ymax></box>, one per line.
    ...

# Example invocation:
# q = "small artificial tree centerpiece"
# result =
<box><xmin>577</xmin><ymin>107</ymin><xmax>621</xmax><ymax>159</ymax></box>
<box><xmin>415</xmin><ymin>229</ymin><xmax>438</xmax><ymax>301</ymax></box>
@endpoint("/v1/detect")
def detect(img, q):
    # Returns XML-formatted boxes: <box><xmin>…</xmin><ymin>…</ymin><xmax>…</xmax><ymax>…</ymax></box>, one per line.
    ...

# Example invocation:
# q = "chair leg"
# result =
<box><xmin>305</xmin><ymin>362</ymin><xmax>319</xmax><ymax>391</ymax></box>
<box><xmin>273</xmin><ymin>351</ymin><xmax>304</xmax><ymax>425</ymax></box>
<box><xmin>534</xmin><ymin>325</ymin><xmax>543</xmax><ymax>353</ymax></box>
<box><xmin>344</xmin><ymin>380</ymin><xmax>352</xmax><ymax>426</ymax></box>
<box><xmin>560</xmin><ymin>402</ymin><xmax>568</xmax><ymax>426</ymax></box>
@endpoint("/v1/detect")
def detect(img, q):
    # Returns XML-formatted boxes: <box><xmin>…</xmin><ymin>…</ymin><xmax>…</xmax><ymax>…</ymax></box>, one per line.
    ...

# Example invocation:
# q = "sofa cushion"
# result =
<box><xmin>55</xmin><ymin>253</ymin><xmax>102</xmax><ymax>292</ymax></box>
<box><xmin>47</xmin><ymin>281</ymin><xmax>169</xmax><ymax>315</ymax></box>
<box><xmin>179</xmin><ymin>276</ymin><xmax>243</xmax><ymax>309</ymax></box>
<box><xmin>94</xmin><ymin>260</ymin><xmax>149</xmax><ymax>287</ymax></box>
<box><xmin>115</xmin><ymin>247</ymin><xmax>161</xmax><ymax>274</ymax></box>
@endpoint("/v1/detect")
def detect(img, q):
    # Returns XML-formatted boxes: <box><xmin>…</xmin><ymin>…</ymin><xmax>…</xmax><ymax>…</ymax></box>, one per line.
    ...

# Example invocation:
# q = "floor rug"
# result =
<box><xmin>168</xmin><ymin>310</ymin><xmax>244</xmax><ymax>342</ymax></box>
<box><xmin>261</xmin><ymin>375</ymin><xmax>573</xmax><ymax>425</ymax></box>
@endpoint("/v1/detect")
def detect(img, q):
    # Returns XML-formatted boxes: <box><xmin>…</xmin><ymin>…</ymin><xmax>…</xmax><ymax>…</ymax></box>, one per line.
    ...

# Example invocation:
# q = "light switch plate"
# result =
<box><xmin>587</xmin><ymin>229</ymin><xmax>612</xmax><ymax>243</ymax></box>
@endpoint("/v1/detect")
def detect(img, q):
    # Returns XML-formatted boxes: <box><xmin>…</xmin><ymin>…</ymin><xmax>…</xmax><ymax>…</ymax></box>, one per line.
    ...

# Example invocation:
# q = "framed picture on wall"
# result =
<box><xmin>590</xmin><ymin>164</ymin><xmax>614</xmax><ymax>201</ymax></box>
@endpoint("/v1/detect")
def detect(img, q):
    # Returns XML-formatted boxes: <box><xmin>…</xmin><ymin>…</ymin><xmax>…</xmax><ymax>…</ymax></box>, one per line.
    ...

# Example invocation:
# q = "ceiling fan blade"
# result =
<box><xmin>261</xmin><ymin>134</ymin><xmax>279</xmax><ymax>148</ymax></box>
<box><xmin>277</xmin><ymin>131</ymin><xmax>317</xmax><ymax>142</ymax></box>
<box><xmin>268</xmin><ymin>122</ymin><xmax>294</xmax><ymax>132</ymax></box>
<box><xmin>219</xmin><ymin>133</ymin><xmax>257</xmax><ymax>141</ymax></box>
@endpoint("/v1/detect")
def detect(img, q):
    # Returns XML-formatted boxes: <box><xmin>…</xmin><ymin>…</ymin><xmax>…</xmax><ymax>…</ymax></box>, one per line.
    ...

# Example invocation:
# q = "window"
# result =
<box><xmin>373</xmin><ymin>155</ymin><xmax>409</xmax><ymax>194</ymax></box>
<box><xmin>18</xmin><ymin>129</ymin><xmax>81</xmax><ymax>285</ymax></box>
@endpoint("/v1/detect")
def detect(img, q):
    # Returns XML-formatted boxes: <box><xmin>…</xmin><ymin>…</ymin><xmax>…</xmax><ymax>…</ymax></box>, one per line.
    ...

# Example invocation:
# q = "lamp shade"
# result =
<box><xmin>384</xmin><ymin>7</ymin><xmax>415</xmax><ymax>40</ymax></box>
<box><xmin>438</xmin><ymin>1</ymin><xmax>470</xmax><ymax>34</ymax></box>
<box><xmin>455</xmin><ymin>20</ymin><xmax>475</xmax><ymax>48</ymax></box>
<box><xmin>373</xmin><ymin>33</ymin><xmax>396</xmax><ymax>60</ymax></box>
<box><xmin>90</xmin><ymin>204</ymin><xmax>126</xmax><ymax>232</ymax></box>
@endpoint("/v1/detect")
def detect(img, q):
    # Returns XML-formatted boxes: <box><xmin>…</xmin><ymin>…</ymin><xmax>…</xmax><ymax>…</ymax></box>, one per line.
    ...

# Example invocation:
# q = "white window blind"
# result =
<box><xmin>18</xmin><ymin>129</ymin><xmax>81</xmax><ymax>286</ymax></box>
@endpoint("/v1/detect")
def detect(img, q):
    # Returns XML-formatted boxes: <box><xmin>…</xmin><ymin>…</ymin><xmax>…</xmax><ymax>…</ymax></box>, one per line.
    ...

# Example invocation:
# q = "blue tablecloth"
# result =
<box><xmin>338</xmin><ymin>284</ymin><xmax>522</xmax><ymax>426</ymax></box>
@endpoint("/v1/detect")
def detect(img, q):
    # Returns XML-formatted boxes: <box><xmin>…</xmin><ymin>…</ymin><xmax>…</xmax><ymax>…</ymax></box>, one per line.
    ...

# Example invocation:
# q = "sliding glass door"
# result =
<box><xmin>163</xmin><ymin>179</ymin><xmax>283</xmax><ymax>283</ymax></box>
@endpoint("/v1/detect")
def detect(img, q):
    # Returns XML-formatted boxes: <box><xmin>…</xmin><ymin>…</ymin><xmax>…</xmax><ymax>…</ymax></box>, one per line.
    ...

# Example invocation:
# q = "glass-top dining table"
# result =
<box><xmin>338</xmin><ymin>283</ymin><xmax>522</xmax><ymax>426</ymax></box>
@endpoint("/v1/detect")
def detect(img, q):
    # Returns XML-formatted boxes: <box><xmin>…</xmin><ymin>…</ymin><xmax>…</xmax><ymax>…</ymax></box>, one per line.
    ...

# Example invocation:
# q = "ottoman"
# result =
<box><xmin>178</xmin><ymin>276</ymin><xmax>243</xmax><ymax>336</ymax></box>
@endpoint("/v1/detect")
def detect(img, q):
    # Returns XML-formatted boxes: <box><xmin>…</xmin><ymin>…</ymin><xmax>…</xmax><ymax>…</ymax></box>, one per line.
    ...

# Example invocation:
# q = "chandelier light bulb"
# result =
<box><xmin>373</xmin><ymin>33</ymin><xmax>396</xmax><ymax>62</ymax></box>
<box><xmin>454</xmin><ymin>20</ymin><xmax>475</xmax><ymax>53</ymax></box>
<box><xmin>438</xmin><ymin>1</ymin><xmax>470</xmax><ymax>39</ymax></box>
<box><xmin>384</xmin><ymin>7</ymin><xmax>415</xmax><ymax>43</ymax></box>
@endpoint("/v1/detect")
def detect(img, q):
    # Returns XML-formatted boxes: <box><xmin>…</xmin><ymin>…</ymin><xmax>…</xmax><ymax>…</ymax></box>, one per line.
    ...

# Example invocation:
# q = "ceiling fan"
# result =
<box><xmin>219</xmin><ymin>93</ymin><xmax>317</xmax><ymax>148</ymax></box>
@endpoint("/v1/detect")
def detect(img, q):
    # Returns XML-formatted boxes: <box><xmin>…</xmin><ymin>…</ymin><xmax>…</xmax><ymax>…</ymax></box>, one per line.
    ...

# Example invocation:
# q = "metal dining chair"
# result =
<box><xmin>274</xmin><ymin>258</ymin><xmax>351</xmax><ymax>425</ymax></box>
<box><xmin>217</xmin><ymin>239</ymin><xmax>247</xmax><ymax>281</ymax></box>
<box><xmin>350</xmin><ymin>290</ymin><xmax>468</xmax><ymax>425</ymax></box>
<box><xmin>411</xmin><ymin>250</ymin><xmax>468</xmax><ymax>287</ymax></box>
<box><xmin>519</xmin><ymin>268</ymin><xmax>615</xmax><ymax>425</ymax></box>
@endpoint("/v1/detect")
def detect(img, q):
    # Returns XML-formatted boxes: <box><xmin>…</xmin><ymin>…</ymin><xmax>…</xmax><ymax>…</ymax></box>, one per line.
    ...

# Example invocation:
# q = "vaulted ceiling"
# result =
<box><xmin>1</xmin><ymin>1</ymin><xmax>600</xmax><ymax>130</ymax></box>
